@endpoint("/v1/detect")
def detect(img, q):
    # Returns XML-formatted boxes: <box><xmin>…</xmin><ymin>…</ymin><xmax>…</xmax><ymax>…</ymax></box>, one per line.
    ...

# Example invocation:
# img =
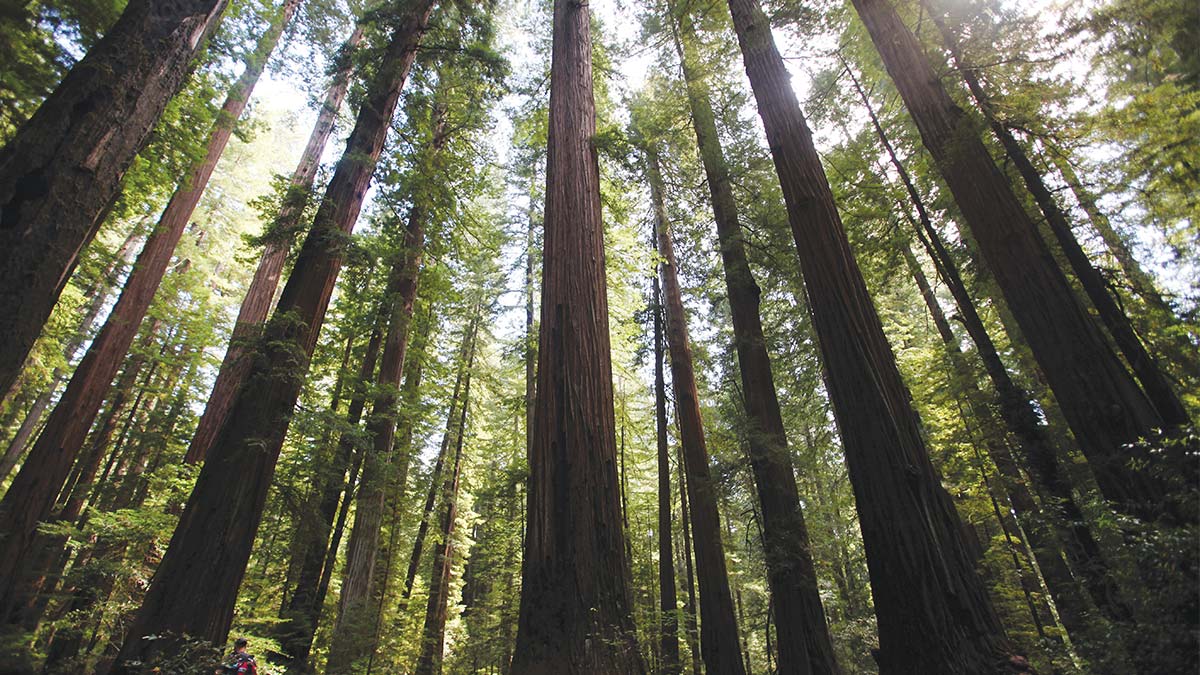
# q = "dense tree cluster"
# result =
<box><xmin>0</xmin><ymin>0</ymin><xmax>1195</xmax><ymax>674</ymax></box>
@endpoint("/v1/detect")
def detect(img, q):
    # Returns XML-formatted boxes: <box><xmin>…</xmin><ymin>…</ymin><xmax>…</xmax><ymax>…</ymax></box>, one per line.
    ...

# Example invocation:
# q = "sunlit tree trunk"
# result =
<box><xmin>110</xmin><ymin>3</ymin><xmax>437</xmax><ymax>666</ymax></box>
<box><xmin>509</xmin><ymin>0</ymin><xmax>645</xmax><ymax>672</ymax></box>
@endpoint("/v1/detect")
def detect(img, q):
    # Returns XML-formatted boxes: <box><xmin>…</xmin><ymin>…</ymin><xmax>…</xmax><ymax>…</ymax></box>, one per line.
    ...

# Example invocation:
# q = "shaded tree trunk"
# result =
<box><xmin>675</xmin><ymin>437</ymin><xmax>702</xmax><ymax>675</ymax></box>
<box><xmin>110</xmin><ymin>3</ymin><xmax>437</xmax><ymax>666</ymax></box>
<box><xmin>673</xmin><ymin>6</ymin><xmax>846</xmax><ymax>674</ymax></box>
<box><xmin>0</xmin><ymin>0</ymin><xmax>228</xmax><ymax>398</ymax></box>
<box><xmin>509</xmin><ymin>1</ymin><xmax>645</xmax><ymax>672</ymax></box>
<box><xmin>850</xmin><ymin>0</ymin><xmax>1172</xmax><ymax>522</ymax></box>
<box><xmin>0</xmin><ymin>0</ymin><xmax>301</xmax><ymax>629</ymax></box>
<box><xmin>412</xmin><ymin>367</ymin><xmax>473</xmax><ymax>675</ymax></box>
<box><xmin>185</xmin><ymin>22</ymin><xmax>366</xmax><ymax>465</ymax></box>
<box><xmin>649</xmin><ymin>176</ymin><xmax>681</xmax><ymax>675</ymax></box>
<box><xmin>926</xmin><ymin>6</ymin><xmax>1189</xmax><ymax>429</ymax></box>
<box><xmin>647</xmin><ymin>147</ymin><xmax>745</xmax><ymax>675</ymax></box>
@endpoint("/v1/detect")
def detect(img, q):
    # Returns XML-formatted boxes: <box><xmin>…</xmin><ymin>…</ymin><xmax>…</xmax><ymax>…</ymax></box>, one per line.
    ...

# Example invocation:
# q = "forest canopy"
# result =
<box><xmin>0</xmin><ymin>0</ymin><xmax>1196</xmax><ymax>674</ymax></box>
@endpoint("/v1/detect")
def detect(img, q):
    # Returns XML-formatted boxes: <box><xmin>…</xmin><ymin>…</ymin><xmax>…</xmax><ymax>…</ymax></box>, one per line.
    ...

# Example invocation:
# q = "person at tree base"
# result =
<box><xmin>218</xmin><ymin>637</ymin><xmax>257</xmax><ymax>675</ymax></box>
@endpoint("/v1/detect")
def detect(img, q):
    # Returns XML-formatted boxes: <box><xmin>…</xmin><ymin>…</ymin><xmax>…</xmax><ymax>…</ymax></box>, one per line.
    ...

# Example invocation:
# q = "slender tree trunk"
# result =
<box><xmin>0</xmin><ymin>0</ymin><xmax>301</xmax><ymax>630</ymax></box>
<box><xmin>325</xmin><ymin>107</ymin><xmax>446</xmax><ymax>671</ymax></box>
<box><xmin>675</xmin><ymin>439</ymin><xmax>702</xmax><ymax>675</ymax></box>
<box><xmin>646</xmin><ymin>148</ymin><xmax>746</xmax><ymax>675</ymax></box>
<box><xmin>650</xmin><ymin>189</ymin><xmax>681</xmax><ymax>675</ymax></box>
<box><xmin>850</xmin><ymin>0</ymin><xmax>1172</xmax><ymax>522</ymax></box>
<box><xmin>399</xmin><ymin>326</ymin><xmax>475</xmax><ymax>612</ymax></box>
<box><xmin>110</xmin><ymin>4</ymin><xmax>437</xmax><ymax>666</ymax></box>
<box><xmin>0</xmin><ymin>0</ymin><xmax>229</xmax><ymax>397</ymax></box>
<box><xmin>412</xmin><ymin>368</ymin><xmax>473</xmax><ymax>675</ymax></box>
<box><xmin>927</xmin><ymin>6</ymin><xmax>1189</xmax><ymax>428</ymax></box>
<box><xmin>186</xmin><ymin>22</ymin><xmax>366</xmax><ymax>465</ymax></box>
<box><xmin>510</xmin><ymin>1</ymin><xmax>645</xmax><ymax>672</ymax></box>
<box><xmin>278</xmin><ymin>321</ymin><xmax>383</xmax><ymax>674</ymax></box>
<box><xmin>673</xmin><ymin>7</ymin><xmax>847</xmax><ymax>674</ymax></box>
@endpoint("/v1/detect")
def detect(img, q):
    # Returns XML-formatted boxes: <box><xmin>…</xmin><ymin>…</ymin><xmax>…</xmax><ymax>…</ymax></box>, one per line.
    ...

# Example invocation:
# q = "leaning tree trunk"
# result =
<box><xmin>0</xmin><ymin>0</ymin><xmax>228</xmax><ymax>398</ymax></box>
<box><xmin>509</xmin><ymin>1</ymin><xmax>645</xmax><ymax>672</ymax></box>
<box><xmin>850</xmin><ymin>0</ymin><xmax>1172</xmax><ymax>522</ymax></box>
<box><xmin>0</xmin><ymin>0</ymin><xmax>301</xmax><ymax>629</ymax></box>
<box><xmin>926</xmin><ymin>6</ymin><xmax>1189</xmax><ymax>429</ymax></box>
<box><xmin>647</xmin><ymin>148</ymin><xmax>746</xmax><ymax>675</ymax></box>
<box><xmin>185</xmin><ymin>22</ymin><xmax>366</xmax><ymax>465</ymax></box>
<box><xmin>650</xmin><ymin>201</ymin><xmax>681</xmax><ymax>675</ymax></box>
<box><xmin>110</xmin><ymin>3</ymin><xmax>437</xmax><ymax>668</ymax></box>
<box><xmin>672</xmin><ymin>7</ymin><xmax>846</xmax><ymax>675</ymax></box>
<box><xmin>412</xmin><ymin>367</ymin><xmax>473</xmax><ymax>675</ymax></box>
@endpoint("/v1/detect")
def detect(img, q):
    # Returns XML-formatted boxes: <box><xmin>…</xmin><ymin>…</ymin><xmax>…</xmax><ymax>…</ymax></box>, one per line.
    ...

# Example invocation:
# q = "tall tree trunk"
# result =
<box><xmin>0</xmin><ymin>0</ymin><xmax>229</xmax><ymax>397</ymax></box>
<box><xmin>926</xmin><ymin>6</ymin><xmax>1189</xmax><ymax>428</ymax></box>
<box><xmin>110</xmin><ymin>3</ymin><xmax>437</xmax><ymax>667</ymax></box>
<box><xmin>412</xmin><ymin>367</ymin><xmax>473</xmax><ymax>675</ymax></box>
<box><xmin>675</xmin><ymin>437</ymin><xmax>702</xmax><ymax>675</ymax></box>
<box><xmin>672</xmin><ymin>7</ymin><xmax>846</xmax><ymax>674</ymax></box>
<box><xmin>509</xmin><ymin>1</ymin><xmax>645</xmax><ymax>672</ymax></box>
<box><xmin>185</xmin><ymin>22</ymin><xmax>367</xmax><ymax>465</ymax></box>
<box><xmin>325</xmin><ymin>105</ymin><xmax>447</xmax><ymax>671</ymax></box>
<box><xmin>646</xmin><ymin>148</ymin><xmax>746</xmax><ymax>675</ymax></box>
<box><xmin>850</xmin><ymin>0</ymin><xmax>1173</xmax><ymax>522</ymax></box>
<box><xmin>278</xmin><ymin>320</ymin><xmax>384</xmax><ymax>674</ymax></box>
<box><xmin>0</xmin><ymin>0</ymin><xmax>301</xmax><ymax>630</ymax></box>
<box><xmin>649</xmin><ymin>181</ymin><xmax>681</xmax><ymax>675</ymax></box>
<box><xmin>399</xmin><ymin>325</ymin><xmax>475</xmax><ymax>612</ymax></box>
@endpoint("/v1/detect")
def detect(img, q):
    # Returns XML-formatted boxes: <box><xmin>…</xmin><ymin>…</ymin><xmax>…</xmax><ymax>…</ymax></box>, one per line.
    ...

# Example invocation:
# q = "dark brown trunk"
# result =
<box><xmin>110</xmin><ymin>3</ymin><xmax>436</xmax><ymax>666</ymax></box>
<box><xmin>0</xmin><ymin>0</ymin><xmax>299</xmax><ymax>629</ymax></box>
<box><xmin>412</xmin><ymin>367</ymin><xmax>472</xmax><ymax>675</ymax></box>
<box><xmin>674</xmin><ymin>7</ymin><xmax>846</xmax><ymax>674</ymax></box>
<box><xmin>649</xmin><ymin>166</ymin><xmax>681</xmax><ymax>675</ymax></box>
<box><xmin>675</xmin><ymin>438</ymin><xmax>702</xmax><ymax>675</ymax></box>
<box><xmin>277</xmin><ymin>322</ymin><xmax>383</xmax><ymax>674</ymax></box>
<box><xmin>185</xmin><ymin>22</ymin><xmax>366</xmax><ymax>465</ymax></box>
<box><xmin>647</xmin><ymin>148</ymin><xmax>746</xmax><ymax>675</ymax></box>
<box><xmin>927</xmin><ymin>7</ymin><xmax>1189</xmax><ymax>429</ymax></box>
<box><xmin>0</xmin><ymin>0</ymin><xmax>229</xmax><ymax>397</ymax></box>
<box><xmin>850</xmin><ymin>0</ymin><xmax>1171</xmax><ymax>522</ymax></box>
<box><xmin>509</xmin><ymin>1</ymin><xmax>645</xmax><ymax>672</ymax></box>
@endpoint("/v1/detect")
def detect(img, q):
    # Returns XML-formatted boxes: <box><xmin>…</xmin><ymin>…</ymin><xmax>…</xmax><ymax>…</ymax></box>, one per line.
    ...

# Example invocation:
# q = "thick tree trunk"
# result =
<box><xmin>675</xmin><ymin>438</ymin><xmax>702</xmax><ymax>675</ymax></box>
<box><xmin>110</xmin><ymin>3</ymin><xmax>437</xmax><ymax>667</ymax></box>
<box><xmin>850</xmin><ymin>0</ymin><xmax>1171</xmax><ymax>522</ymax></box>
<box><xmin>673</xmin><ymin>7</ymin><xmax>847</xmax><ymax>674</ymax></box>
<box><xmin>509</xmin><ymin>1</ymin><xmax>645</xmax><ymax>672</ymax></box>
<box><xmin>0</xmin><ymin>0</ymin><xmax>300</xmax><ymax>629</ymax></box>
<box><xmin>649</xmin><ymin>185</ymin><xmax>681</xmax><ymax>675</ymax></box>
<box><xmin>0</xmin><ymin>0</ymin><xmax>229</xmax><ymax>397</ymax></box>
<box><xmin>412</xmin><ymin>368</ymin><xmax>473</xmax><ymax>675</ymax></box>
<box><xmin>647</xmin><ymin>148</ymin><xmax>746</xmax><ymax>675</ymax></box>
<box><xmin>927</xmin><ymin>7</ymin><xmax>1189</xmax><ymax>429</ymax></box>
<box><xmin>185</xmin><ymin>22</ymin><xmax>366</xmax><ymax>465</ymax></box>
<box><xmin>277</xmin><ymin>322</ymin><xmax>384</xmax><ymax>674</ymax></box>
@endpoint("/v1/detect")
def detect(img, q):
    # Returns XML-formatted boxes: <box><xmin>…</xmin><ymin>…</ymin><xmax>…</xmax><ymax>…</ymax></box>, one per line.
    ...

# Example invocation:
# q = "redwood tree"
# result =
<box><xmin>0</xmin><ymin>0</ymin><xmax>229</xmax><ymax>398</ymax></box>
<box><xmin>110</xmin><ymin>2</ymin><xmax>438</xmax><ymax>666</ymax></box>
<box><xmin>0</xmin><ymin>0</ymin><xmax>301</xmax><ymax>629</ymax></box>
<box><xmin>508</xmin><ymin>0</ymin><xmax>645</xmax><ymax>671</ymax></box>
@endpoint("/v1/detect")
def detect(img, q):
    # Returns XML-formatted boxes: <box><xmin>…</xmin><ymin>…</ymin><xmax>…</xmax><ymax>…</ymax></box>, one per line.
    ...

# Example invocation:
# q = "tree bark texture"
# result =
<box><xmin>926</xmin><ymin>6</ymin><xmax>1189</xmax><ymax>429</ymax></box>
<box><xmin>0</xmin><ymin>0</ymin><xmax>228</xmax><ymax>398</ymax></box>
<box><xmin>648</xmin><ymin>149</ymin><xmax>746</xmax><ymax>675</ymax></box>
<box><xmin>850</xmin><ymin>0</ymin><xmax>1169</xmax><ymax>521</ymax></box>
<box><xmin>509</xmin><ymin>1</ymin><xmax>645</xmax><ymax>672</ymax></box>
<box><xmin>412</xmin><ymin>368</ymin><xmax>472</xmax><ymax>675</ymax></box>
<box><xmin>673</xmin><ymin>8</ymin><xmax>844</xmax><ymax>675</ymax></box>
<box><xmin>0</xmin><ymin>0</ymin><xmax>300</xmax><ymax>629</ymax></box>
<box><xmin>185</xmin><ymin>22</ymin><xmax>366</xmax><ymax>465</ymax></box>
<box><xmin>110</xmin><ymin>3</ymin><xmax>436</xmax><ymax>666</ymax></box>
<box><xmin>649</xmin><ymin>176</ymin><xmax>681</xmax><ymax>675</ymax></box>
